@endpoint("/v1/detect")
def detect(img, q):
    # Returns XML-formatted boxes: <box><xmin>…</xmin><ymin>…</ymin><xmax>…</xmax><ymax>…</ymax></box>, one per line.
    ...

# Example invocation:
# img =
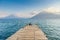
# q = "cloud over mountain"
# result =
<box><xmin>43</xmin><ymin>7</ymin><xmax>60</xmax><ymax>13</ymax></box>
<box><xmin>0</xmin><ymin>7</ymin><xmax>60</xmax><ymax>19</ymax></box>
<box><xmin>31</xmin><ymin>11</ymin><xmax>60</xmax><ymax>19</ymax></box>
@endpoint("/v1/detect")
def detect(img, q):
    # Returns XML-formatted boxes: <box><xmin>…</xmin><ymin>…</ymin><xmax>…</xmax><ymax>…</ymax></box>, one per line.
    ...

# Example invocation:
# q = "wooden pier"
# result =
<box><xmin>6</xmin><ymin>25</ymin><xmax>48</xmax><ymax>40</ymax></box>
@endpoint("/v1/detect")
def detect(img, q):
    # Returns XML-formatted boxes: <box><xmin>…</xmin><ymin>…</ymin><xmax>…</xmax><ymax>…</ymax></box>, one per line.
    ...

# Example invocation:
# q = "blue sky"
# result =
<box><xmin>0</xmin><ymin>0</ymin><xmax>60</xmax><ymax>18</ymax></box>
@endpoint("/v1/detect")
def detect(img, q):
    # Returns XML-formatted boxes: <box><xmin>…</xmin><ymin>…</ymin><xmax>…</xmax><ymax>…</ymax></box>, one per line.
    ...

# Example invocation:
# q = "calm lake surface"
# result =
<box><xmin>38</xmin><ymin>19</ymin><xmax>60</xmax><ymax>40</ymax></box>
<box><xmin>0</xmin><ymin>19</ymin><xmax>60</xmax><ymax>40</ymax></box>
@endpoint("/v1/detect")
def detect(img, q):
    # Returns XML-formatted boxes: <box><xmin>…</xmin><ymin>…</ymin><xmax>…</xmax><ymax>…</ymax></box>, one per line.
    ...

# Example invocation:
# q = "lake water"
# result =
<box><xmin>38</xmin><ymin>19</ymin><xmax>60</xmax><ymax>40</ymax></box>
<box><xmin>0</xmin><ymin>19</ymin><xmax>60</xmax><ymax>40</ymax></box>
<box><xmin>0</xmin><ymin>19</ymin><xmax>28</xmax><ymax>40</ymax></box>
<box><xmin>31</xmin><ymin>19</ymin><xmax>60</xmax><ymax>40</ymax></box>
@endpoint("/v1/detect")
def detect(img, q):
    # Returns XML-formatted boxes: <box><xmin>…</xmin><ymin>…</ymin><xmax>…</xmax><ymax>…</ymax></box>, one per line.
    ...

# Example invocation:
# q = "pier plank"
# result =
<box><xmin>6</xmin><ymin>25</ymin><xmax>48</xmax><ymax>40</ymax></box>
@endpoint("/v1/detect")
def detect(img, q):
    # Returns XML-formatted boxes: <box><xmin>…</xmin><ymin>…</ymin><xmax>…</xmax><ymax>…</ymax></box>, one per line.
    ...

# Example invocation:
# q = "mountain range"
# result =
<box><xmin>31</xmin><ymin>11</ymin><xmax>60</xmax><ymax>19</ymax></box>
<box><xmin>1</xmin><ymin>11</ymin><xmax>60</xmax><ymax>19</ymax></box>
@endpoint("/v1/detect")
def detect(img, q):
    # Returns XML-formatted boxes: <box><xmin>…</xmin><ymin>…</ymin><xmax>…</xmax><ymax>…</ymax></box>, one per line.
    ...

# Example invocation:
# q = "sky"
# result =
<box><xmin>0</xmin><ymin>0</ymin><xmax>60</xmax><ymax>18</ymax></box>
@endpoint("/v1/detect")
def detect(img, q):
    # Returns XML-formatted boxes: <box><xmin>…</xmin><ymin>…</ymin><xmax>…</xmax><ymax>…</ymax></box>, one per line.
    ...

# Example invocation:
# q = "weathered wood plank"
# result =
<box><xmin>6</xmin><ymin>25</ymin><xmax>48</xmax><ymax>40</ymax></box>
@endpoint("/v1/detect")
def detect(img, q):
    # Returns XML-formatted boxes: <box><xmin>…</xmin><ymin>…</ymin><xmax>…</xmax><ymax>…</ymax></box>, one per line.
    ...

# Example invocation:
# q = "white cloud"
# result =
<box><xmin>43</xmin><ymin>7</ymin><xmax>60</xmax><ymax>13</ymax></box>
<box><xmin>30</xmin><ymin>10</ymin><xmax>41</xmax><ymax>17</ymax></box>
<box><xmin>0</xmin><ymin>6</ymin><xmax>60</xmax><ymax>18</ymax></box>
